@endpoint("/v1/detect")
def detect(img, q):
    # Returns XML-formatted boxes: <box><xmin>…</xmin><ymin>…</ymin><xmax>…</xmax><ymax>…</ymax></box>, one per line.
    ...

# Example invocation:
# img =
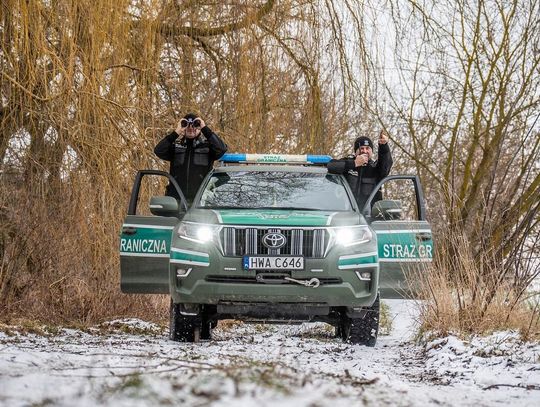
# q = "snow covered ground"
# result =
<box><xmin>1</xmin><ymin>300</ymin><xmax>539</xmax><ymax>406</ymax></box>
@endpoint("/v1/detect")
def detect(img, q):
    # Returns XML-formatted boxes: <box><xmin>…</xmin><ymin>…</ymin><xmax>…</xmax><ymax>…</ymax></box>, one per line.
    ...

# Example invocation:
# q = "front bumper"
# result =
<box><xmin>173</xmin><ymin>273</ymin><xmax>375</xmax><ymax>303</ymax></box>
<box><xmin>169</xmin><ymin>242</ymin><xmax>379</xmax><ymax>309</ymax></box>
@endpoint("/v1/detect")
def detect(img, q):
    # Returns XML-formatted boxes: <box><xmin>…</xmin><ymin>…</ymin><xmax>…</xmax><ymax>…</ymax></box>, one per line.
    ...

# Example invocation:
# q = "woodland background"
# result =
<box><xmin>1</xmin><ymin>0</ymin><xmax>539</xmax><ymax>335</ymax></box>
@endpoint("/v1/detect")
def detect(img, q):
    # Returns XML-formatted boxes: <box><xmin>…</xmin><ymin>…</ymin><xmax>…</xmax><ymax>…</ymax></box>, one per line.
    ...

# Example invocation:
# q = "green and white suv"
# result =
<box><xmin>120</xmin><ymin>154</ymin><xmax>433</xmax><ymax>346</ymax></box>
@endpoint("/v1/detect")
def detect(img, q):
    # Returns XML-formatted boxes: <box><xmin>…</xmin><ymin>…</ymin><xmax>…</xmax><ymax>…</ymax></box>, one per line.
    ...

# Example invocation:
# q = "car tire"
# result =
<box><xmin>341</xmin><ymin>294</ymin><xmax>380</xmax><ymax>346</ymax></box>
<box><xmin>335</xmin><ymin>324</ymin><xmax>342</xmax><ymax>338</ymax></box>
<box><xmin>169</xmin><ymin>300</ymin><xmax>201</xmax><ymax>342</ymax></box>
<box><xmin>200</xmin><ymin>320</ymin><xmax>212</xmax><ymax>340</ymax></box>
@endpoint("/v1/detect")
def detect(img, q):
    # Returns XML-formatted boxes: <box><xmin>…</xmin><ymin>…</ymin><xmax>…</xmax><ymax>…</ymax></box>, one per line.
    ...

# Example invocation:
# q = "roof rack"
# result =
<box><xmin>219</xmin><ymin>153</ymin><xmax>332</xmax><ymax>166</ymax></box>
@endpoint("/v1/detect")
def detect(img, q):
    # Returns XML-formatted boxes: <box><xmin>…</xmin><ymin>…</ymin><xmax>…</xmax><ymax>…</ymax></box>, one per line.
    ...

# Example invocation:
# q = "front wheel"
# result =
<box><xmin>200</xmin><ymin>320</ymin><xmax>212</xmax><ymax>340</ymax></box>
<box><xmin>169</xmin><ymin>300</ymin><xmax>201</xmax><ymax>342</ymax></box>
<box><xmin>341</xmin><ymin>294</ymin><xmax>380</xmax><ymax>346</ymax></box>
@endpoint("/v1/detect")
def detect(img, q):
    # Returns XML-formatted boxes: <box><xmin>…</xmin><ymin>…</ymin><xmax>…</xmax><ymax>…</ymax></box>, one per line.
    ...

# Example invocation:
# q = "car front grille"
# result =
<box><xmin>220</xmin><ymin>227</ymin><xmax>330</xmax><ymax>258</ymax></box>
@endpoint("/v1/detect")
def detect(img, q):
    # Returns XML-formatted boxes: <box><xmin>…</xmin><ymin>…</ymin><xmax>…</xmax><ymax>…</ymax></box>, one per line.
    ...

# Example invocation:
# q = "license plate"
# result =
<box><xmin>242</xmin><ymin>256</ymin><xmax>304</xmax><ymax>270</ymax></box>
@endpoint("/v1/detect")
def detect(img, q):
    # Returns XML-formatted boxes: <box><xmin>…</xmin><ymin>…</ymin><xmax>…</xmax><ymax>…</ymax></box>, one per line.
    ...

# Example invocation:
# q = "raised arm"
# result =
<box><xmin>201</xmin><ymin>126</ymin><xmax>228</xmax><ymax>160</ymax></box>
<box><xmin>376</xmin><ymin>143</ymin><xmax>393</xmax><ymax>179</ymax></box>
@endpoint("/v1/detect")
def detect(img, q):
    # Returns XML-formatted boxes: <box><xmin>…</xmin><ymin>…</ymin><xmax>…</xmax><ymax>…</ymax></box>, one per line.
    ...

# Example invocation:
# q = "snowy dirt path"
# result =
<box><xmin>1</xmin><ymin>300</ymin><xmax>539</xmax><ymax>406</ymax></box>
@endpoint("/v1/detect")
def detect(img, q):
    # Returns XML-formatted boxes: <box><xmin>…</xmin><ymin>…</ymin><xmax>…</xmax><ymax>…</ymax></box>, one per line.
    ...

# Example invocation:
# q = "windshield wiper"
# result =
<box><xmin>199</xmin><ymin>206</ymin><xmax>330</xmax><ymax>211</ymax></box>
<box><xmin>256</xmin><ymin>206</ymin><xmax>319</xmax><ymax>211</ymax></box>
<box><xmin>197</xmin><ymin>205</ymin><xmax>246</xmax><ymax>209</ymax></box>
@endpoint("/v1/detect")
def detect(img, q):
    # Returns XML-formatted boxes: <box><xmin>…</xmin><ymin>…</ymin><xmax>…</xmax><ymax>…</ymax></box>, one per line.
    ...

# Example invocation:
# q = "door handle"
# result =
<box><xmin>122</xmin><ymin>227</ymin><xmax>137</xmax><ymax>235</ymax></box>
<box><xmin>416</xmin><ymin>232</ymin><xmax>431</xmax><ymax>241</ymax></box>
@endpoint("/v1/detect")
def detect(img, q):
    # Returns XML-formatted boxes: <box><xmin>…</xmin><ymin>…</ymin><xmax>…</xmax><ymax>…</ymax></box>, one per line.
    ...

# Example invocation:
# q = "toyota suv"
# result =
<box><xmin>120</xmin><ymin>154</ymin><xmax>433</xmax><ymax>346</ymax></box>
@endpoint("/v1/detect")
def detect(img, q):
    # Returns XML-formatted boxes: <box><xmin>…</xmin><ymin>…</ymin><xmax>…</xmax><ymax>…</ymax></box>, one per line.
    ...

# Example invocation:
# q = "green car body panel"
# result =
<box><xmin>120</xmin><ymin>164</ymin><xmax>433</xmax><ymax>322</ymax></box>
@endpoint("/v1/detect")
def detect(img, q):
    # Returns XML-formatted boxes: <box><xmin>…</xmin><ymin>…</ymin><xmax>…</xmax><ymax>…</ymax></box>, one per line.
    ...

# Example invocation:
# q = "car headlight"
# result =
<box><xmin>178</xmin><ymin>222</ymin><xmax>220</xmax><ymax>244</ymax></box>
<box><xmin>331</xmin><ymin>226</ymin><xmax>373</xmax><ymax>246</ymax></box>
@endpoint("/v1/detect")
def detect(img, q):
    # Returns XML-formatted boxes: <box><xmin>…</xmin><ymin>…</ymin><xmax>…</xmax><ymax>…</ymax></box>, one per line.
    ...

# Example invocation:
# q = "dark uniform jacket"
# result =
<box><xmin>154</xmin><ymin>126</ymin><xmax>227</xmax><ymax>202</ymax></box>
<box><xmin>327</xmin><ymin>143</ymin><xmax>393</xmax><ymax>209</ymax></box>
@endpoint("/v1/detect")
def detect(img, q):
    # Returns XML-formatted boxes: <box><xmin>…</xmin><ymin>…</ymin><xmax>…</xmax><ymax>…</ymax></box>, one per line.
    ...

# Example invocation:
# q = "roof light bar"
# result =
<box><xmin>219</xmin><ymin>153</ymin><xmax>332</xmax><ymax>164</ymax></box>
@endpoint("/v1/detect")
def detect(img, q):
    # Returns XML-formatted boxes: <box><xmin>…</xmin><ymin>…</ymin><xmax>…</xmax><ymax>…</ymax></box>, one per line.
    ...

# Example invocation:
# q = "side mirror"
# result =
<box><xmin>149</xmin><ymin>196</ymin><xmax>180</xmax><ymax>217</ymax></box>
<box><xmin>372</xmin><ymin>200</ymin><xmax>403</xmax><ymax>221</ymax></box>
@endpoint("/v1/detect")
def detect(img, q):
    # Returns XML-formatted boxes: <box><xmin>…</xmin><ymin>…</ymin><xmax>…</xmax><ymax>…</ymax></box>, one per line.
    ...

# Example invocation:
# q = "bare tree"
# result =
<box><xmin>364</xmin><ymin>0</ymin><xmax>540</xmax><ymax>333</ymax></box>
<box><xmin>0</xmin><ymin>0</ymin><xmax>371</xmax><ymax>321</ymax></box>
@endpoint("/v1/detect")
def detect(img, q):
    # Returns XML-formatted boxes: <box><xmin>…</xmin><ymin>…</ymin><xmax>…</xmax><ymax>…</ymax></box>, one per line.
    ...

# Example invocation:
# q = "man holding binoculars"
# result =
<box><xmin>327</xmin><ymin>130</ymin><xmax>393</xmax><ymax>209</ymax></box>
<box><xmin>154</xmin><ymin>113</ymin><xmax>228</xmax><ymax>204</ymax></box>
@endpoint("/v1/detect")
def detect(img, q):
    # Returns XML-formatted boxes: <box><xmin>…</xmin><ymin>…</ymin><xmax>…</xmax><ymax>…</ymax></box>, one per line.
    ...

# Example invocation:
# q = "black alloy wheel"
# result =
<box><xmin>341</xmin><ymin>294</ymin><xmax>380</xmax><ymax>347</ymax></box>
<box><xmin>169</xmin><ymin>300</ymin><xmax>202</xmax><ymax>342</ymax></box>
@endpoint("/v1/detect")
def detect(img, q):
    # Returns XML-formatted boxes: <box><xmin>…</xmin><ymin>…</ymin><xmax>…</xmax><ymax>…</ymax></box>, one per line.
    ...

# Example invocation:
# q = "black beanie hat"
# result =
<box><xmin>354</xmin><ymin>136</ymin><xmax>374</xmax><ymax>151</ymax></box>
<box><xmin>183</xmin><ymin>112</ymin><xmax>198</xmax><ymax>120</ymax></box>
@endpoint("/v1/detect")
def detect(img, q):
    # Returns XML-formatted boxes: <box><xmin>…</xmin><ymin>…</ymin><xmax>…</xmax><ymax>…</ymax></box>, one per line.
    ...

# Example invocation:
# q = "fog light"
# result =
<box><xmin>176</xmin><ymin>267</ymin><xmax>192</xmax><ymax>278</ymax></box>
<box><xmin>356</xmin><ymin>271</ymin><xmax>371</xmax><ymax>281</ymax></box>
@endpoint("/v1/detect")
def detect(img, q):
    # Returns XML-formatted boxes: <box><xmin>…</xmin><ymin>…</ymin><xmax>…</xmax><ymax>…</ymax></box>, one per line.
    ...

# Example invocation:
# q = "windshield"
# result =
<box><xmin>198</xmin><ymin>171</ymin><xmax>353</xmax><ymax>211</ymax></box>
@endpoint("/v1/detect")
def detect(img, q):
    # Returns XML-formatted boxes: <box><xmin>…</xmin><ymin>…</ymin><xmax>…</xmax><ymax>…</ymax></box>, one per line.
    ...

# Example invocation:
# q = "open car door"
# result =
<box><xmin>363</xmin><ymin>175</ymin><xmax>433</xmax><ymax>299</ymax></box>
<box><xmin>120</xmin><ymin>170</ymin><xmax>188</xmax><ymax>293</ymax></box>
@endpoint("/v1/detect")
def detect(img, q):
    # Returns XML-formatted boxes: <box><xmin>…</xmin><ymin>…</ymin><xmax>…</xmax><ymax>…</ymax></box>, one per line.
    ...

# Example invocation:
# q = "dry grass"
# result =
<box><xmin>379</xmin><ymin>301</ymin><xmax>393</xmax><ymax>335</ymax></box>
<box><xmin>217</xmin><ymin>320</ymin><xmax>245</xmax><ymax>331</ymax></box>
<box><xmin>0</xmin><ymin>178</ymin><xmax>171</xmax><ymax>324</ymax></box>
<box><xmin>415</xmin><ymin>229</ymin><xmax>540</xmax><ymax>340</ymax></box>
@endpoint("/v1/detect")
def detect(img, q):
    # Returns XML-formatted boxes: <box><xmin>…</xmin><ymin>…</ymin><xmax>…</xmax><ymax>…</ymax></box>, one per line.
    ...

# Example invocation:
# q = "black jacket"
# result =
<box><xmin>154</xmin><ymin>126</ymin><xmax>227</xmax><ymax>201</ymax></box>
<box><xmin>327</xmin><ymin>143</ymin><xmax>393</xmax><ymax>209</ymax></box>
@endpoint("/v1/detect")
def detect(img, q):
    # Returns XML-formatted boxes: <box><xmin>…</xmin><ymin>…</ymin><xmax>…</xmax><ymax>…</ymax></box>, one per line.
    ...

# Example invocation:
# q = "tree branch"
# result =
<box><xmin>158</xmin><ymin>0</ymin><xmax>275</xmax><ymax>39</ymax></box>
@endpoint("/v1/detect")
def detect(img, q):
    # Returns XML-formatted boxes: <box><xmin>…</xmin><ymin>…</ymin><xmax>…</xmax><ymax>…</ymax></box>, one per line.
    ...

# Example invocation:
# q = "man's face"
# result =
<box><xmin>185</xmin><ymin>125</ymin><xmax>201</xmax><ymax>139</ymax></box>
<box><xmin>356</xmin><ymin>146</ymin><xmax>373</xmax><ymax>158</ymax></box>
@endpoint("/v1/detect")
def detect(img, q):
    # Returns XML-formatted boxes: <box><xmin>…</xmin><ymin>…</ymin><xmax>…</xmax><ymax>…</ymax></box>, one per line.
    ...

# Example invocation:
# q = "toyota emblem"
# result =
<box><xmin>262</xmin><ymin>232</ymin><xmax>287</xmax><ymax>249</ymax></box>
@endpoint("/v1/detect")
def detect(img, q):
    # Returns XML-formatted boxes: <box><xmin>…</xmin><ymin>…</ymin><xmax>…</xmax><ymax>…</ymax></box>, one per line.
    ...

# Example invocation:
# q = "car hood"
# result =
<box><xmin>183</xmin><ymin>208</ymin><xmax>365</xmax><ymax>227</ymax></box>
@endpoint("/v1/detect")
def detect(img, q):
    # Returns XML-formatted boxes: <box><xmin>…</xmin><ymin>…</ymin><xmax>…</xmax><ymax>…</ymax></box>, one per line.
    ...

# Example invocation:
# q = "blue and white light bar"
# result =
<box><xmin>220</xmin><ymin>153</ymin><xmax>332</xmax><ymax>165</ymax></box>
